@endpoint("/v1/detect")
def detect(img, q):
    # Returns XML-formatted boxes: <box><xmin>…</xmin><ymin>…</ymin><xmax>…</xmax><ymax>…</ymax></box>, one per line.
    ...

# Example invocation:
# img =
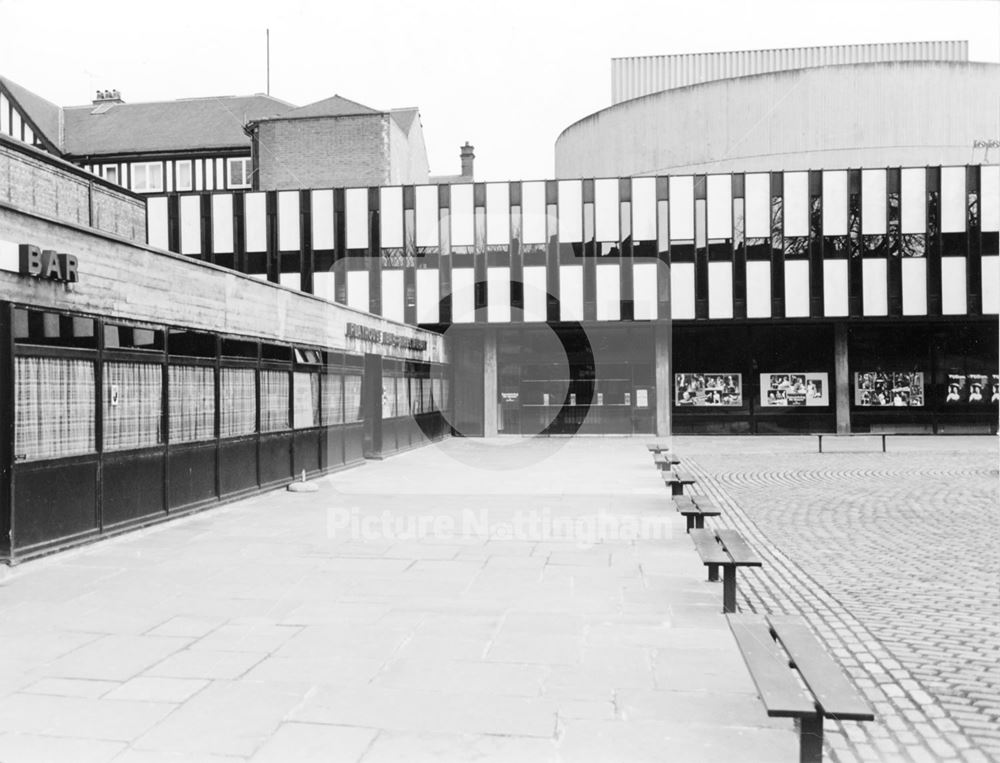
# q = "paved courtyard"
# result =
<box><xmin>0</xmin><ymin>434</ymin><xmax>995</xmax><ymax>762</ymax></box>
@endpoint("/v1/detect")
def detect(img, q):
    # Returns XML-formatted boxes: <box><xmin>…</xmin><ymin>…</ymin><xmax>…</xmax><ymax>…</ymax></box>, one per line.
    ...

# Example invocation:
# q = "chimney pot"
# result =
<box><xmin>460</xmin><ymin>142</ymin><xmax>475</xmax><ymax>179</ymax></box>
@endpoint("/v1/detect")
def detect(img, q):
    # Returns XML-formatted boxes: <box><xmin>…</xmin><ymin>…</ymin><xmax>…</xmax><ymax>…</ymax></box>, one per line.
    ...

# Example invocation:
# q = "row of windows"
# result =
<box><xmin>88</xmin><ymin>157</ymin><xmax>253</xmax><ymax>193</ymax></box>
<box><xmin>0</xmin><ymin>92</ymin><xmax>41</xmax><ymax>149</ymax></box>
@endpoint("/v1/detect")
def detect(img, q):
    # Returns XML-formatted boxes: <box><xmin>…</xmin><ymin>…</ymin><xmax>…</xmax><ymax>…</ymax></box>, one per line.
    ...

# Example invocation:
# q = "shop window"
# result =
<box><xmin>396</xmin><ymin>375</ymin><xmax>409</xmax><ymax>416</ymax></box>
<box><xmin>293</xmin><ymin>372</ymin><xmax>320</xmax><ymax>429</ymax></box>
<box><xmin>105</xmin><ymin>324</ymin><xmax>164</xmax><ymax>351</ymax></box>
<box><xmin>103</xmin><ymin>361</ymin><xmax>163</xmax><ymax>451</ymax></box>
<box><xmin>227</xmin><ymin>157</ymin><xmax>252</xmax><ymax>189</ymax></box>
<box><xmin>169</xmin><ymin>330</ymin><xmax>215</xmax><ymax>358</ymax></box>
<box><xmin>422</xmin><ymin>376</ymin><xmax>432</xmax><ymax>413</ymax></box>
<box><xmin>169</xmin><ymin>365</ymin><xmax>215</xmax><ymax>443</ymax></box>
<box><xmin>175</xmin><ymin>160</ymin><xmax>193</xmax><ymax>192</ymax></box>
<box><xmin>410</xmin><ymin>377</ymin><xmax>423</xmax><ymax>415</ymax></box>
<box><xmin>222</xmin><ymin>338</ymin><xmax>258</xmax><ymax>359</ymax></box>
<box><xmin>344</xmin><ymin>374</ymin><xmax>363</xmax><ymax>423</ymax></box>
<box><xmin>14</xmin><ymin>309</ymin><xmax>96</xmax><ymax>349</ymax></box>
<box><xmin>382</xmin><ymin>376</ymin><xmax>397</xmax><ymax>418</ymax></box>
<box><xmin>131</xmin><ymin>162</ymin><xmax>164</xmax><ymax>193</ymax></box>
<box><xmin>261</xmin><ymin>343</ymin><xmax>290</xmax><ymax>362</ymax></box>
<box><xmin>15</xmin><ymin>357</ymin><xmax>95</xmax><ymax>462</ymax></box>
<box><xmin>322</xmin><ymin>374</ymin><xmax>344</xmax><ymax>425</ymax></box>
<box><xmin>220</xmin><ymin>368</ymin><xmax>256</xmax><ymax>438</ymax></box>
<box><xmin>260</xmin><ymin>370</ymin><xmax>290</xmax><ymax>432</ymax></box>
<box><xmin>431</xmin><ymin>377</ymin><xmax>442</xmax><ymax>412</ymax></box>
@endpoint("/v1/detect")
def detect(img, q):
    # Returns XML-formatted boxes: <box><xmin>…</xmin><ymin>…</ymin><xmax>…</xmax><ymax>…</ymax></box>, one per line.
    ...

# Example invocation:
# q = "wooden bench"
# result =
<box><xmin>652</xmin><ymin>452</ymin><xmax>681</xmax><ymax>472</ymax></box>
<box><xmin>689</xmin><ymin>528</ymin><xmax>761</xmax><ymax>613</ymax></box>
<box><xmin>727</xmin><ymin>613</ymin><xmax>875</xmax><ymax>763</ymax></box>
<box><xmin>663</xmin><ymin>468</ymin><xmax>696</xmax><ymax>496</ymax></box>
<box><xmin>678</xmin><ymin>496</ymin><xmax>721</xmax><ymax>532</ymax></box>
<box><xmin>813</xmin><ymin>433</ymin><xmax>887</xmax><ymax>453</ymax></box>
<box><xmin>646</xmin><ymin>442</ymin><xmax>670</xmax><ymax>453</ymax></box>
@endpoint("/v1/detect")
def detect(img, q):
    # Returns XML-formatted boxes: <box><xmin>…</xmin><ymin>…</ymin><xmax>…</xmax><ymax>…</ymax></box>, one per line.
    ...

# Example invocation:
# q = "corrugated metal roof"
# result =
<box><xmin>611</xmin><ymin>41</ymin><xmax>969</xmax><ymax>103</ymax></box>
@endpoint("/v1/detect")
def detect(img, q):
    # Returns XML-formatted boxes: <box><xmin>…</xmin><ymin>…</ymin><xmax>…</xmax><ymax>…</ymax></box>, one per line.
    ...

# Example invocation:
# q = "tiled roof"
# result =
<box><xmin>269</xmin><ymin>94</ymin><xmax>380</xmax><ymax>120</ymax></box>
<box><xmin>0</xmin><ymin>75</ymin><xmax>62</xmax><ymax>147</ymax></box>
<box><xmin>62</xmin><ymin>94</ymin><xmax>295</xmax><ymax>156</ymax></box>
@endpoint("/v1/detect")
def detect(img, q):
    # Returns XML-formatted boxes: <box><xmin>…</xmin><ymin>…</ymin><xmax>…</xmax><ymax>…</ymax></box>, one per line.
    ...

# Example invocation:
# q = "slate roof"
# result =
<box><xmin>61</xmin><ymin>94</ymin><xmax>294</xmax><ymax>157</ymax></box>
<box><xmin>0</xmin><ymin>75</ymin><xmax>62</xmax><ymax>147</ymax></box>
<box><xmin>268</xmin><ymin>94</ymin><xmax>380</xmax><ymax>121</ymax></box>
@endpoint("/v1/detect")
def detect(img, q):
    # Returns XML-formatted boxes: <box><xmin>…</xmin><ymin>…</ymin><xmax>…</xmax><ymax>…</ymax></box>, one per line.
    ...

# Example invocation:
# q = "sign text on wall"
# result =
<box><xmin>346</xmin><ymin>322</ymin><xmax>427</xmax><ymax>352</ymax></box>
<box><xmin>19</xmin><ymin>244</ymin><xmax>79</xmax><ymax>283</ymax></box>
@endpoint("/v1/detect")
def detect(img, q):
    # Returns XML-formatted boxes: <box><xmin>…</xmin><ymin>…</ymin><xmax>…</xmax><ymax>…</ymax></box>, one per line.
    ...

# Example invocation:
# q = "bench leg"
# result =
<box><xmin>881</xmin><ymin>434</ymin><xmax>886</xmax><ymax>453</ymax></box>
<box><xmin>685</xmin><ymin>516</ymin><xmax>694</xmax><ymax>533</ymax></box>
<box><xmin>707</xmin><ymin>564</ymin><xmax>719</xmax><ymax>582</ymax></box>
<box><xmin>722</xmin><ymin>565</ymin><xmax>737</xmax><ymax>613</ymax></box>
<box><xmin>817</xmin><ymin>435</ymin><xmax>823</xmax><ymax>453</ymax></box>
<box><xmin>670</xmin><ymin>483</ymin><xmax>683</xmax><ymax>497</ymax></box>
<box><xmin>799</xmin><ymin>715</ymin><xmax>824</xmax><ymax>763</ymax></box>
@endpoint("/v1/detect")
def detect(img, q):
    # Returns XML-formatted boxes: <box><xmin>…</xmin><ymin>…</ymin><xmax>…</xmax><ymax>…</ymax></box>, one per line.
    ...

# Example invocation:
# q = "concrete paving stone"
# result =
<box><xmin>555</xmin><ymin>699</ymin><xmax>617</xmax><ymax>721</ymax></box>
<box><xmin>362</xmin><ymin>730</ymin><xmax>558</xmax><ymax>763</ymax></box>
<box><xmin>20</xmin><ymin>677</ymin><xmax>118</xmax><ymax>699</ymax></box>
<box><xmin>143</xmin><ymin>649</ymin><xmax>265</xmax><ymax>680</ymax></box>
<box><xmin>0</xmin><ymin>693</ymin><xmax>175</xmax><ymax>741</ymax></box>
<box><xmin>41</xmin><ymin>635</ymin><xmax>192</xmax><ymax>681</ymax></box>
<box><xmin>291</xmin><ymin>686</ymin><xmax>558</xmax><ymax>738</ymax></box>
<box><xmin>652</xmin><ymin>647</ymin><xmax>757</xmax><ymax>694</ymax></box>
<box><xmin>104</xmin><ymin>676</ymin><xmax>208</xmax><ymax>703</ymax></box>
<box><xmin>241</xmin><ymin>655</ymin><xmax>386</xmax><ymax>686</ymax></box>
<box><xmin>615</xmin><ymin>688</ymin><xmax>789</xmax><ymax>729</ymax></box>
<box><xmin>277</xmin><ymin>600</ymin><xmax>390</xmax><ymax>626</ymax></box>
<box><xmin>0</xmin><ymin>732</ymin><xmax>125</xmax><ymax>763</ymax></box>
<box><xmin>132</xmin><ymin>680</ymin><xmax>308</xmax><ymax>757</ymax></box>
<box><xmin>249</xmin><ymin>722</ymin><xmax>378</xmax><ymax>762</ymax></box>
<box><xmin>145</xmin><ymin>615</ymin><xmax>225</xmax><ymax>639</ymax></box>
<box><xmin>371</xmin><ymin>658</ymin><xmax>549</xmax><ymax>697</ymax></box>
<box><xmin>486</xmin><ymin>634</ymin><xmax>583</xmax><ymax>666</ymax></box>
<box><xmin>189</xmin><ymin>623</ymin><xmax>302</xmax><ymax>653</ymax></box>
<box><xmin>274</xmin><ymin>624</ymin><xmax>411</xmax><ymax>661</ymax></box>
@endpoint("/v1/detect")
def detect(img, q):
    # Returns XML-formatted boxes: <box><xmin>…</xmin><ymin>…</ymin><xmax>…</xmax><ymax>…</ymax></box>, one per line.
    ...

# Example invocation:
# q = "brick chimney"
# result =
<box><xmin>92</xmin><ymin>89</ymin><xmax>124</xmax><ymax>105</ymax></box>
<box><xmin>460</xmin><ymin>142</ymin><xmax>475</xmax><ymax>180</ymax></box>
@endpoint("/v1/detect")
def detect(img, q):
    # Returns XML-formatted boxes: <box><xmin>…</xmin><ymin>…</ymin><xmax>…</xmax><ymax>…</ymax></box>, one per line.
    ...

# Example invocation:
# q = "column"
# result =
<box><xmin>834</xmin><ymin>323</ymin><xmax>850</xmax><ymax>434</ymax></box>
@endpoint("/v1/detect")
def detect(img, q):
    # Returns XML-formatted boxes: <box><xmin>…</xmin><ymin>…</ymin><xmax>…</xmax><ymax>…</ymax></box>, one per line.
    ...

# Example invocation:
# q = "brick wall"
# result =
<box><xmin>256</xmin><ymin>114</ymin><xmax>392</xmax><ymax>190</ymax></box>
<box><xmin>0</xmin><ymin>136</ymin><xmax>146</xmax><ymax>242</ymax></box>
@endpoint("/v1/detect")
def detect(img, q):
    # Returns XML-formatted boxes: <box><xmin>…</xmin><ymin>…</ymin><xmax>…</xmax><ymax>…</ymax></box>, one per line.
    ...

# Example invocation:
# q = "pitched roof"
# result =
<box><xmin>272</xmin><ymin>94</ymin><xmax>381</xmax><ymax>121</ymax></box>
<box><xmin>62</xmin><ymin>94</ymin><xmax>294</xmax><ymax>156</ymax></box>
<box><xmin>390</xmin><ymin>107</ymin><xmax>419</xmax><ymax>133</ymax></box>
<box><xmin>0</xmin><ymin>75</ymin><xmax>62</xmax><ymax>147</ymax></box>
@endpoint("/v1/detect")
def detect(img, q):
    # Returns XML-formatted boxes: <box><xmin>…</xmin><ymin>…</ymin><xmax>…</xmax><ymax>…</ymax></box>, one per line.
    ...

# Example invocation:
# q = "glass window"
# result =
<box><xmin>103</xmin><ymin>361</ymin><xmax>163</xmax><ymax>451</ymax></box>
<box><xmin>322</xmin><ymin>374</ymin><xmax>344</xmax><ymax>425</ymax></box>
<box><xmin>169</xmin><ymin>365</ymin><xmax>215</xmax><ymax>443</ymax></box>
<box><xmin>227</xmin><ymin>157</ymin><xmax>252</xmax><ymax>189</ymax></box>
<box><xmin>382</xmin><ymin>376</ymin><xmax>397</xmax><ymax>418</ymax></box>
<box><xmin>293</xmin><ymin>372</ymin><xmax>320</xmax><ymax>428</ymax></box>
<box><xmin>396</xmin><ymin>375</ymin><xmax>409</xmax><ymax>415</ymax></box>
<box><xmin>344</xmin><ymin>374</ymin><xmax>363</xmax><ymax>423</ymax></box>
<box><xmin>260</xmin><ymin>369</ymin><xmax>289</xmax><ymax>432</ymax></box>
<box><xmin>15</xmin><ymin>357</ymin><xmax>95</xmax><ymax>462</ymax></box>
<box><xmin>103</xmin><ymin>165</ymin><xmax>119</xmax><ymax>185</ymax></box>
<box><xmin>221</xmin><ymin>368</ymin><xmax>256</xmax><ymax>438</ymax></box>
<box><xmin>175</xmin><ymin>160</ymin><xmax>193</xmax><ymax>192</ymax></box>
<box><xmin>131</xmin><ymin>162</ymin><xmax>164</xmax><ymax>193</ymax></box>
<box><xmin>410</xmin><ymin>377</ymin><xmax>423</xmax><ymax>415</ymax></box>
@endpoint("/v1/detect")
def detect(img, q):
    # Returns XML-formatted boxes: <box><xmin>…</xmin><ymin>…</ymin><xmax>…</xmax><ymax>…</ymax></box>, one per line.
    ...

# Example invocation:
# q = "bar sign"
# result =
<box><xmin>19</xmin><ymin>244</ymin><xmax>79</xmax><ymax>282</ymax></box>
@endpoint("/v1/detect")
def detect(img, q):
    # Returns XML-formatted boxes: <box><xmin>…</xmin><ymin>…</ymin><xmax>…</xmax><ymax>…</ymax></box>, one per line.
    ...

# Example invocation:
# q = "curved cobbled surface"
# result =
<box><xmin>682</xmin><ymin>446</ymin><xmax>999</xmax><ymax>763</ymax></box>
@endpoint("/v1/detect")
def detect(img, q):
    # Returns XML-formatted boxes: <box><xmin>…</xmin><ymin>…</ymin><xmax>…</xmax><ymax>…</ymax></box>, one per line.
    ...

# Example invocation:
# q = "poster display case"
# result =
<box><xmin>945</xmin><ymin>373</ymin><xmax>999</xmax><ymax>404</ymax></box>
<box><xmin>675</xmin><ymin>373</ymin><xmax>742</xmax><ymax>406</ymax></box>
<box><xmin>760</xmin><ymin>373</ymin><xmax>829</xmax><ymax>407</ymax></box>
<box><xmin>854</xmin><ymin>372</ymin><xmax>924</xmax><ymax>407</ymax></box>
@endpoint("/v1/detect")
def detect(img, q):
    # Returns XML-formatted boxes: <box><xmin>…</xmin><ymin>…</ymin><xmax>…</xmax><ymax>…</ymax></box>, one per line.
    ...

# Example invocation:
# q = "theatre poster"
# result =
<box><xmin>854</xmin><ymin>371</ymin><xmax>924</xmax><ymax>407</ymax></box>
<box><xmin>675</xmin><ymin>373</ymin><xmax>742</xmax><ymax>406</ymax></box>
<box><xmin>760</xmin><ymin>373</ymin><xmax>829</xmax><ymax>406</ymax></box>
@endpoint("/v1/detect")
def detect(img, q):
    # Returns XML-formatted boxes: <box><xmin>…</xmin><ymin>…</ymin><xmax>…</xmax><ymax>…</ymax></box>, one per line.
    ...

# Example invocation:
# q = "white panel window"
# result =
<box><xmin>165</xmin><ymin>161</ymin><xmax>173</xmax><ymax>193</ymax></box>
<box><xmin>822</xmin><ymin>170</ymin><xmax>848</xmax><ymax>236</ymax></box>
<box><xmin>784</xmin><ymin>260</ymin><xmax>810</xmax><ymax>318</ymax></box>
<box><xmin>632</xmin><ymin>262</ymin><xmax>658</xmax><ymax>319</ymax></box>
<box><xmin>416</xmin><ymin>269</ymin><xmax>439</xmax><ymax>323</ymax></box>
<box><xmin>11</xmin><ymin>110</ymin><xmax>21</xmax><ymax>141</ymax></box>
<box><xmin>227</xmin><ymin>157</ymin><xmax>252</xmax><ymax>189</ymax></box>
<box><xmin>862</xmin><ymin>259</ymin><xmax>888</xmax><ymax>316</ymax></box>
<box><xmin>941</xmin><ymin>258</ymin><xmax>967</xmax><ymax>314</ymax></box>
<box><xmin>745</xmin><ymin>173</ymin><xmax>771</xmax><ymax>239</ymax></box>
<box><xmin>279</xmin><ymin>272</ymin><xmax>300</xmax><ymax>291</ymax></box>
<box><xmin>901</xmin><ymin>168</ymin><xmax>926</xmax><ymax>234</ymax></box>
<box><xmin>0</xmin><ymin>240</ymin><xmax>17</xmax><ymax>272</ymax></box>
<box><xmin>632</xmin><ymin>177</ymin><xmax>657</xmax><ymax>241</ymax></box>
<box><xmin>416</xmin><ymin>185</ymin><xmax>439</xmax><ymax>247</ymax></box>
<box><xmin>212</xmin><ymin>193</ymin><xmax>233</xmax><ymax>254</ymax></box>
<box><xmin>981</xmin><ymin>257</ymin><xmax>999</xmax><ymax>314</ymax></box>
<box><xmin>0</xmin><ymin>94</ymin><xmax>8</xmax><ymax>135</ymax></box>
<box><xmin>131</xmin><ymin>162</ymin><xmax>163</xmax><ymax>193</ymax></box>
<box><xmin>487</xmin><ymin>266</ymin><xmax>511</xmax><ymax>322</ymax></box>
<box><xmin>179</xmin><ymin>195</ymin><xmax>201</xmax><ymax>255</ymax></box>
<box><xmin>313</xmin><ymin>271</ymin><xmax>336</xmax><ymax>301</ymax></box>
<box><xmin>23</xmin><ymin>124</ymin><xmax>33</xmax><ymax>145</ymax></box>
<box><xmin>522</xmin><ymin>266</ymin><xmax>547</xmax><ymax>322</ymax></box>
<box><xmin>559</xmin><ymin>265</ymin><xmax>583</xmax><ymax>320</ymax></box>
<box><xmin>174</xmin><ymin>160</ymin><xmax>192</xmax><ymax>192</ymax></box>
<box><xmin>668</xmin><ymin>176</ymin><xmax>694</xmax><ymax>240</ymax></box>
<box><xmin>345</xmin><ymin>188</ymin><xmax>369</xmax><ymax>250</ymax></box>
<box><xmin>981</xmin><ymin>166</ymin><xmax>1000</xmax><ymax>233</ymax></box>
<box><xmin>823</xmin><ymin>260</ymin><xmax>849</xmax><ymax>317</ymax></box>
<box><xmin>861</xmin><ymin>169</ymin><xmax>886</xmax><ymax>235</ymax></box>
<box><xmin>244</xmin><ymin>192</ymin><xmax>267</xmax><ymax>252</ymax></box>
<box><xmin>379</xmin><ymin>186</ymin><xmax>403</xmax><ymax>248</ymax></box>
<box><xmin>940</xmin><ymin>167</ymin><xmax>966</xmax><ymax>233</ymax></box>
<box><xmin>204</xmin><ymin>159</ymin><xmax>214</xmax><ymax>191</ymax></box>
<box><xmin>103</xmin><ymin>165</ymin><xmax>119</xmax><ymax>185</ymax></box>
<box><xmin>278</xmin><ymin>191</ymin><xmax>300</xmax><ymax>251</ymax></box>
<box><xmin>707</xmin><ymin>175</ymin><xmax>732</xmax><ymax>239</ymax></box>
<box><xmin>215</xmin><ymin>158</ymin><xmax>225</xmax><ymax>186</ymax></box>
<box><xmin>346</xmin><ymin>270</ymin><xmax>369</xmax><ymax>313</ymax></box>
<box><xmin>596</xmin><ymin>263</ymin><xmax>621</xmax><ymax>321</ymax></box>
<box><xmin>558</xmin><ymin>180</ymin><xmax>583</xmax><ymax>243</ymax></box>
<box><xmin>194</xmin><ymin>161</ymin><xmax>203</xmax><ymax>192</ymax></box>
<box><xmin>783</xmin><ymin>172</ymin><xmax>809</xmax><ymax>237</ymax></box>
<box><xmin>745</xmin><ymin>261</ymin><xmax>771</xmax><ymax>318</ymax></box>
<box><xmin>708</xmin><ymin>261</ymin><xmax>733</xmax><ymax>319</ymax></box>
<box><xmin>146</xmin><ymin>196</ymin><xmax>169</xmax><ymax>249</ymax></box>
<box><xmin>381</xmin><ymin>270</ymin><xmax>404</xmax><ymax>323</ymax></box>
<box><xmin>311</xmin><ymin>190</ymin><xmax>334</xmax><ymax>250</ymax></box>
<box><xmin>451</xmin><ymin>184</ymin><xmax>474</xmax><ymax>246</ymax></box>
<box><xmin>670</xmin><ymin>262</ymin><xmax>695</xmax><ymax>319</ymax></box>
<box><xmin>486</xmin><ymin>183</ymin><xmax>510</xmax><ymax>245</ymax></box>
<box><xmin>522</xmin><ymin>181</ymin><xmax>547</xmax><ymax>244</ymax></box>
<box><xmin>901</xmin><ymin>258</ymin><xmax>927</xmax><ymax>316</ymax></box>
<box><xmin>451</xmin><ymin>267</ymin><xmax>475</xmax><ymax>323</ymax></box>
<box><xmin>594</xmin><ymin>178</ymin><xmax>619</xmax><ymax>242</ymax></box>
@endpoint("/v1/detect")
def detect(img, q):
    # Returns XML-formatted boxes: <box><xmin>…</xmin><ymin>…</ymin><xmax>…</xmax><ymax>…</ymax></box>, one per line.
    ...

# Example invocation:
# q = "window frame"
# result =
<box><xmin>227</xmin><ymin>157</ymin><xmax>253</xmax><ymax>189</ymax></box>
<box><xmin>131</xmin><ymin>161</ymin><xmax>164</xmax><ymax>193</ymax></box>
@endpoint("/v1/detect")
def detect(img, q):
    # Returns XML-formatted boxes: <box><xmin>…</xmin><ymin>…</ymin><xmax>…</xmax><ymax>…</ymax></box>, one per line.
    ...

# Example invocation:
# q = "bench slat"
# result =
<box><xmin>680</xmin><ymin>507</ymin><xmax>720</xmax><ymax>518</ymax></box>
<box><xmin>691</xmin><ymin>497</ymin><xmax>720</xmax><ymax>512</ymax></box>
<box><xmin>767</xmin><ymin>615</ymin><xmax>875</xmax><ymax>721</ymax></box>
<box><xmin>689</xmin><ymin>529</ymin><xmax>730</xmax><ymax>565</ymax></box>
<box><xmin>673</xmin><ymin>469</ymin><xmax>696</xmax><ymax>483</ymax></box>
<box><xmin>716</xmin><ymin>529</ymin><xmax>762</xmax><ymax>566</ymax></box>
<box><xmin>672</xmin><ymin>496</ymin><xmax>696</xmax><ymax>510</ymax></box>
<box><xmin>727</xmin><ymin>615</ymin><xmax>818</xmax><ymax>718</ymax></box>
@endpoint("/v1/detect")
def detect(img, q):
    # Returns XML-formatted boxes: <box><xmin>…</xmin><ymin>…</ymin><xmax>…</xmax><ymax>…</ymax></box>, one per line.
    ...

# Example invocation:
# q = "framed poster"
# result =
<box><xmin>854</xmin><ymin>372</ymin><xmax>924</xmax><ymax>407</ymax></box>
<box><xmin>760</xmin><ymin>373</ymin><xmax>829</xmax><ymax>407</ymax></box>
<box><xmin>675</xmin><ymin>373</ymin><xmax>742</xmax><ymax>406</ymax></box>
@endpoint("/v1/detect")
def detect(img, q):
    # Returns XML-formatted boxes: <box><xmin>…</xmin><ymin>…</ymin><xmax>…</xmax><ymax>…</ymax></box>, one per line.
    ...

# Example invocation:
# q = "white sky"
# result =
<box><xmin>1</xmin><ymin>0</ymin><xmax>997</xmax><ymax>181</ymax></box>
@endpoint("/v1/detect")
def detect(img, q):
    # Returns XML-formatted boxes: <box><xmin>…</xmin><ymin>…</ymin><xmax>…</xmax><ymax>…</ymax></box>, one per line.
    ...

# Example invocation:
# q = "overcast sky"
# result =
<box><xmin>1</xmin><ymin>0</ymin><xmax>997</xmax><ymax>181</ymax></box>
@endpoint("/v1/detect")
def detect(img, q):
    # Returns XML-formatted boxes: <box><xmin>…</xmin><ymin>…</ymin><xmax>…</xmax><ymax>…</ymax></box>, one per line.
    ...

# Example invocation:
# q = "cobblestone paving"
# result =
<box><xmin>678</xmin><ymin>438</ymin><xmax>999</xmax><ymax>763</ymax></box>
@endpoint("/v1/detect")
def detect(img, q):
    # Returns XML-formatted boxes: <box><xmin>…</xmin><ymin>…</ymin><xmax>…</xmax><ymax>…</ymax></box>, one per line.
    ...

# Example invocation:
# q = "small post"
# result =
<box><xmin>722</xmin><ymin>565</ymin><xmax>737</xmax><ymax>613</ymax></box>
<box><xmin>799</xmin><ymin>715</ymin><xmax>824</xmax><ymax>763</ymax></box>
<box><xmin>707</xmin><ymin>564</ymin><xmax>719</xmax><ymax>582</ymax></box>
